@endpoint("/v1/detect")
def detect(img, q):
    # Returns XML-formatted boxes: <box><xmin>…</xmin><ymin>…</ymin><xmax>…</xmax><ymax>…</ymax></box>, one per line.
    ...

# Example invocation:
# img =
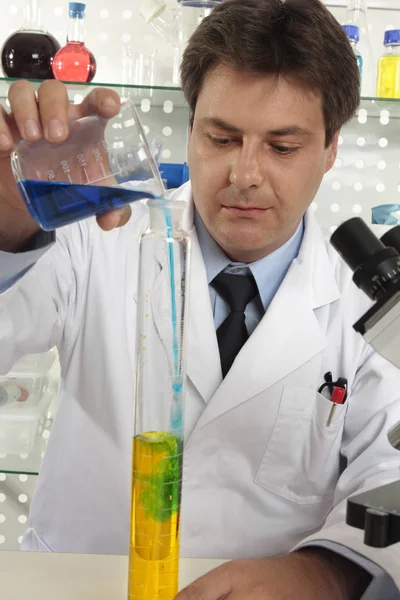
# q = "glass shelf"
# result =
<box><xmin>0</xmin><ymin>390</ymin><xmax>55</xmax><ymax>477</ymax></box>
<box><xmin>0</xmin><ymin>433</ymin><xmax>48</xmax><ymax>476</ymax></box>
<box><xmin>0</xmin><ymin>77</ymin><xmax>187</xmax><ymax>108</ymax></box>
<box><xmin>326</xmin><ymin>0</ymin><xmax>400</xmax><ymax>8</ymax></box>
<box><xmin>358</xmin><ymin>97</ymin><xmax>400</xmax><ymax>120</ymax></box>
<box><xmin>0</xmin><ymin>77</ymin><xmax>400</xmax><ymax>116</ymax></box>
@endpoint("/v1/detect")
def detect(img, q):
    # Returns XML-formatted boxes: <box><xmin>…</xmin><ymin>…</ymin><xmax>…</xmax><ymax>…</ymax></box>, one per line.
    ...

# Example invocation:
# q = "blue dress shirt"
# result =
<box><xmin>194</xmin><ymin>210</ymin><xmax>304</xmax><ymax>335</ymax></box>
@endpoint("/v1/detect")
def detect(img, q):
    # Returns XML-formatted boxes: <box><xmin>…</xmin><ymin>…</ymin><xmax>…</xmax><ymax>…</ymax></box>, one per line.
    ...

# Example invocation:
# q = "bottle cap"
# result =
<box><xmin>139</xmin><ymin>0</ymin><xmax>167</xmax><ymax>23</ymax></box>
<box><xmin>384</xmin><ymin>29</ymin><xmax>400</xmax><ymax>46</ymax></box>
<box><xmin>343</xmin><ymin>25</ymin><xmax>360</xmax><ymax>43</ymax></box>
<box><xmin>69</xmin><ymin>2</ymin><xmax>86</xmax><ymax>18</ymax></box>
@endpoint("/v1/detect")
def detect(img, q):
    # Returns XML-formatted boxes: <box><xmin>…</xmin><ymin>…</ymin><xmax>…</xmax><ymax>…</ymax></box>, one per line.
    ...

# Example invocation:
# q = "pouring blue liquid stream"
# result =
<box><xmin>164</xmin><ymin>208</ymin><xmax>184</xmax><ymax>435</ymax></box>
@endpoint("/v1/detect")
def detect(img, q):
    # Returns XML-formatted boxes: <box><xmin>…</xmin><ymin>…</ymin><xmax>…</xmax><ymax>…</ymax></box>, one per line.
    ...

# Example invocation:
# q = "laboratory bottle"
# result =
<box><xmin>377</xmin><ymin>30</ymin><xmax>400</xmax><ymax>99</ymax></box>
<box><xmin>1</xmin><ymin>0</ymin><xmax>60</xmax><ymax>79</ymax></box>
<box><xmin>343</xmin><ymin>25</ymin><xmax>363</xmax><ymax>81</ymax></box>
<box><xmin>139</xmin><ymin>0</ymin><xmax>224</xmax><ymax>85</ymax></box>
<box><xmin>129</xmin><ymin>198</ymin><xmax>191</xmax><ymax>600</ymax></box>
<box><xmin>344</xmin><ymin>0</ymin><xmax>375</xmax><ymax>97</ymax></box>
<box><xmin>52</xmin><ymin>2</ymin><xmax>96</xmax><ymax>83</ymax></box>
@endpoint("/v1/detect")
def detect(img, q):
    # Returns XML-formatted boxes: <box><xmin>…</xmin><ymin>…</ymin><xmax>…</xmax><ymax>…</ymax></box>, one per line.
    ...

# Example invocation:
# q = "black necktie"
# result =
<box><xmin>212</xmin><ymin>271</ymin><xmax>259</xmax><ymax>378</ymax></box>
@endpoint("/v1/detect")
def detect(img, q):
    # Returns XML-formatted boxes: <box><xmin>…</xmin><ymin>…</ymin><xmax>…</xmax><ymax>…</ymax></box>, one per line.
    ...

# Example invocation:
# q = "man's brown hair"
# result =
<box><xmin>181</xmin><ymin>0</ymin><xmax>360</xmax><ymax>146</ymax></box>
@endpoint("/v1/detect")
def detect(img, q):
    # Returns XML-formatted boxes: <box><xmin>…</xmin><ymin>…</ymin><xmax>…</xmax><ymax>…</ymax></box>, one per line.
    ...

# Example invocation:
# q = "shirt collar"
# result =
<box><xmin>194</xmin><ymin>209</ymin><xmax>304</xmax><ymax>311</ymax></box>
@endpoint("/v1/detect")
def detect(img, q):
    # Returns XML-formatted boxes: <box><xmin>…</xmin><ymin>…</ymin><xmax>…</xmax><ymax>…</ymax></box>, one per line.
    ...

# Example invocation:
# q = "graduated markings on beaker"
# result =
<box><xmin>60</xmin><ymin>160</ymin><xmax>73</xmax><ymax>183</ymax></box>
<box><xmin>91</xmin><ymin>147</ymin><xmax>107</xmax><ymax>178</ymax></box>
<box><xmin>77</xmin><ymin>154</ymin><xmax>89</xmax><ymax>183</ymax></box>
<box><xmin>129</xmin><ymin>432</ymin><xmax>182</xmax><ymax>599</ymax></box>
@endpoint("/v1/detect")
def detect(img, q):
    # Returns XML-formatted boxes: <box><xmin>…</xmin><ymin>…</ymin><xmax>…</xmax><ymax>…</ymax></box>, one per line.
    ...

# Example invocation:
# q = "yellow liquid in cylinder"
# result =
<box><xmin>377</xmin><ymin>55</ymin><xmax>400</xmax><ymax>98</ymax></box>
<box><xmin>129</xmin><ymin>431</ymin><xmax>183</xmax><ymax>600</ymax></box>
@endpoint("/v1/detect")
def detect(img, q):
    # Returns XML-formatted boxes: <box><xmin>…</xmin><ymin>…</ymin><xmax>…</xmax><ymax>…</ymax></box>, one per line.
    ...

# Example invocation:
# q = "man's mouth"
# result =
<box><xmin>222</xmin><ymin>205</ymin><xmax>268</xmax><ymax>216</ymax></box>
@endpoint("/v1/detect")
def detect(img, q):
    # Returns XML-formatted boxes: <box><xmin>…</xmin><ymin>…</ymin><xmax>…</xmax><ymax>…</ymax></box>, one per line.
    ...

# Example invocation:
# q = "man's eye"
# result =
<box><xmin>271</xmin><ymin>145</ymin><xmax>297</xmax><ymax>155</ymax></box>
<box><xmin>208</xmin><ymin>135</ymin><xmax>235</xmax><ymax>147</ymax></box>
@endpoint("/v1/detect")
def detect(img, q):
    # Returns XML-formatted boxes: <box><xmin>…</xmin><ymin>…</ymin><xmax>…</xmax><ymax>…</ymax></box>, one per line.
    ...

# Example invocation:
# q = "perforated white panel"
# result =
<box><xmin>317</xmin><ymin>104</ymin><xmax>400</xmax><ymax>231</ymax></box>
<box><xmin>0</xmin><ymin>475</ymin><xmax>34</xmax><ymax>550</ymax></box>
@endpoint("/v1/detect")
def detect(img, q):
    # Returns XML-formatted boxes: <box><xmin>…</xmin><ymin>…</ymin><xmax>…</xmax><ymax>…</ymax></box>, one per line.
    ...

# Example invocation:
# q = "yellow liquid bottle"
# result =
<box><xmin>376</xmin><ymin>30</ymin><xmax>400</xmax><ymax>99</ymax></box>
<box><xmin>129</xmin><ymin>431</ymin><xmax>183</xmax><ymax>600</ymax></box>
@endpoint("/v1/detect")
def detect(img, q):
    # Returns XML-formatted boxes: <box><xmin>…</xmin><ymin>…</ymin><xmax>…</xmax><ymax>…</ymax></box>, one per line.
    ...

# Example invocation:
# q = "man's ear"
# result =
<box><xmin>325</xmin><ymin>131</ymin><xmax>340</xmax><ymax>174</ymax></box>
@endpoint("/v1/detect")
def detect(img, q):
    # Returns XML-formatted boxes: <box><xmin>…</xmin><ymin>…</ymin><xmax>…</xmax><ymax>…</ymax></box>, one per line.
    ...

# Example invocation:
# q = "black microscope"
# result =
<box><xmin>331</xmin><ymin>218</ymin><xmax>400</xmax><ymax>550</ymax></box>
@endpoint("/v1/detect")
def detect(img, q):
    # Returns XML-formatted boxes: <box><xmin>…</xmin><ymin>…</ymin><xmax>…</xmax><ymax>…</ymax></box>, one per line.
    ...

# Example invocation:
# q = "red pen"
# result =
<box><xmin>326</xmin><ymin>385</ymin><xmax>347</xmax><ymax>427</ymax></box>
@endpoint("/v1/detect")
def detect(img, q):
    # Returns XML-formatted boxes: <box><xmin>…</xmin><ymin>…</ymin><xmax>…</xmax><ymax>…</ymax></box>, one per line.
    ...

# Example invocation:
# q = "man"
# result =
<box><xmin>0</xmin><ymin>0</ymin><xmax>399</xmax><ymax>598</ymax></box>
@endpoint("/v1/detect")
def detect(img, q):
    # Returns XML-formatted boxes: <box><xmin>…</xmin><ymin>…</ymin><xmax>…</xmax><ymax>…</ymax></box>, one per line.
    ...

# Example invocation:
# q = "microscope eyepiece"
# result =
<box><xmin>330</xmin><ymin>217</ymin><xmax>400</xmax><ymax>300</ymax></box>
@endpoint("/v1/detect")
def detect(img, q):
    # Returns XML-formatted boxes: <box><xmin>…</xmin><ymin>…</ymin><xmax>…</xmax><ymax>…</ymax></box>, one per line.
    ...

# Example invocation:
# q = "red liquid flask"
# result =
<box><xmin>52</xmin><ymin>2</ymin><xmax>96</xmax><ymax>83</ymax></box>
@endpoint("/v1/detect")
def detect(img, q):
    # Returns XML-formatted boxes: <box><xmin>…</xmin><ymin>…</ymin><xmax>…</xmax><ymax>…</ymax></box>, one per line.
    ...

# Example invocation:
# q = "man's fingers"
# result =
<box><xmin>114</xmin><ymin>205</ymin><xmax>132</xmax><ymax>227</ymax></box>
<box><xmin>37</xmin><ymin>80</ymin><xmax>70</xmax><ymax>143</ymax></box>
<box><xmin>0</xmin><ymin>105</ymin><xmax>15</xmax><ymax>155</ymax></box>
<box><xmin>7</xmin><ymin>81</ymin><xmax>121</xmax><ymax>147</ymax></box>
<box><xmin>175</xmin><ymin>563</ymin><xmax>234</xmax><ymax>600</ymax></box>
<box><xmin>7</xmin><ymin>80</ymin><xmax>42</xmax><ymax>143</ymax></box>
<box><xmin>96</xmin><ymin>206</ymin><xmax>132</xmax><ymax>231</ymax></box>
<box><xmin>70</xmin><ymin>87</ymin><xmax>121</xmax><ymax>122</ymax></box>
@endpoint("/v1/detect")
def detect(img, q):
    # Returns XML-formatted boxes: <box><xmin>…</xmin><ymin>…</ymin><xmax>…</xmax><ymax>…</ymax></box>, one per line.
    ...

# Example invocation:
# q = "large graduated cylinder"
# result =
<box><xmin>129</xmin><ymin>199</ymin><xmax>191</xmax><ymax>600</ymax></box>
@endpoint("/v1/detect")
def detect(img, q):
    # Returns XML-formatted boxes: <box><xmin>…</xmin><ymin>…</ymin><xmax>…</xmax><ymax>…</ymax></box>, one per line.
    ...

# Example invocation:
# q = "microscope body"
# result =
<box><xmin>331</xmin><ymin>219</ymin><xmax>400</xmax><ymax>548</ymax></box>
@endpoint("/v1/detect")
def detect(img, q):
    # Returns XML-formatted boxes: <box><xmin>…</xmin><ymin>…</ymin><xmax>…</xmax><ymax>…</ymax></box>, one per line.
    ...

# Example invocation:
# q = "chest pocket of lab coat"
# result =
<box><xmin>255</xmin><ymin>385</ymin><xmax>348</xmax><ymax>505</ymax></box>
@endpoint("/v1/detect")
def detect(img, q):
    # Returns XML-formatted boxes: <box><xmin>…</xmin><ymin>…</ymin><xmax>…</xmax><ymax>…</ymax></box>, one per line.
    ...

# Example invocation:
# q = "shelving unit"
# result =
<box><xmin>0</xmin><ymin>434</ymin><xmax>49</xmax><ymax>477</ymax></box>
<box><xmin>0</xmin><ymin>78</ymin><xmax>186</xmax><ymax>107</ymax></box>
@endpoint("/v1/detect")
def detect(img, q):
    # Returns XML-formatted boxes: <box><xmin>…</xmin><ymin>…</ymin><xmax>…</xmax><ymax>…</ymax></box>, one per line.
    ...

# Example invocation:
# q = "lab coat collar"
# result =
<box><xmin>167</xmin><ymin>182</ymin><xmax>341</xmax><ymax>414</ymax></box>
<box><xmin>297</xmin><ymin>210</ymin><xmax>341</xmax><ymax>310</ymax></box>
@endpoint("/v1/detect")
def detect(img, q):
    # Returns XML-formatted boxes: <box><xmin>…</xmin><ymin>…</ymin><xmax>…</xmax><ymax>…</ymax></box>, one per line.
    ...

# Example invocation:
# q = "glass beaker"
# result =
<box><xmin>1</xmin><ymin>0</ymin><xmax>60</xmax><ymax>79</ymax></box>
<box><xmin>133</xmin><ymin>51</ymin><xmax>157</xmax><ymax>87</ymax></box>
<box><xmin>129</xmin><ymin>199</ymin><xmax>191</xmax><ymax>600</ymax></box>
<box><xmin>11</xmin><ymin>98</ymin><xmax>166</xmax><ymax>231</ymax></box>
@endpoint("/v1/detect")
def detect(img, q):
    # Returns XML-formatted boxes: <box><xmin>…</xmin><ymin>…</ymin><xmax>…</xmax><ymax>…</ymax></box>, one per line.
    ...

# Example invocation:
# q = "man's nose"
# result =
<box><xmin>229</xmin><ymin>145</ymin><xmax>263</xmax><ymax>190</ymax></box>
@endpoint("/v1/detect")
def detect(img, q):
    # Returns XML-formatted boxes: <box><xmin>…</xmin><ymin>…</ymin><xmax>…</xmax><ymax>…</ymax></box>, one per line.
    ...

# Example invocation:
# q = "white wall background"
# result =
<box><xmin>0</xmin><ymin>0</ymin><xmax>400</xmax><ymax>552</ymax></box>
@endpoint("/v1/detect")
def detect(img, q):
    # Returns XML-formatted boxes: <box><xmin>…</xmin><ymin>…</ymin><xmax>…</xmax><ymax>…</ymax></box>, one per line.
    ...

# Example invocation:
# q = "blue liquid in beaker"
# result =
<box><xmin>18</xmin><ymin>180</ymin><xmax>155</xmax><ymax>231</ymax></box>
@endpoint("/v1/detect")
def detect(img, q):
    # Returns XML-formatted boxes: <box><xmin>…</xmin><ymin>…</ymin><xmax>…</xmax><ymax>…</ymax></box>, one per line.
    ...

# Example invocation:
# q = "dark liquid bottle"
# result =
<box><xmin>1</xmin><ymin>1</ymin><xmax>60</xmax><ymax>79</ymax></box>
<box><xmin>53</xmin><ymin>2</ymin><xmax>96</xmax><ymax>83</ymax></box>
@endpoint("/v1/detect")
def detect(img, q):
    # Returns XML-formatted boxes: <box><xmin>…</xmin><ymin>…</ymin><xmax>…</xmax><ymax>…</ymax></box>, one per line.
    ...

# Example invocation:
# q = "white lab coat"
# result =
<box><xmin>0</xmin><ymin>182</ymin><xmax>400</xmax><ymax>587</ymax></box>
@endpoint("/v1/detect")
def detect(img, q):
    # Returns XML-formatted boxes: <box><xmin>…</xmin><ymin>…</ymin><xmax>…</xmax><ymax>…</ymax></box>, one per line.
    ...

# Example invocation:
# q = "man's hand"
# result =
<box><xmin>175</xmin><ymin>549</ymin><xmax>371</xmax><ymax>600</ymax></box>
<box><xmin>0</xmin><ymin>80</ymin><xmax>131</xmax><ymax>252</ymax></box>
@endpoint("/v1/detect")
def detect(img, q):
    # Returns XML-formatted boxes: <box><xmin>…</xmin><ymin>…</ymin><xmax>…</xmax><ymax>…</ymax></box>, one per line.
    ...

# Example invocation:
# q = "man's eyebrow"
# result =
<box><xmin>201</xmin><ymin>117</ymin><xmax>243</xmax><ymax>133</ymax></box>
<box><xmin>200</xmin><ymin>117</ymin><xmax>313</xmax><ymax>137</ymax></box>
<box><xmin>267</xmin><ymin>126</ymin><xmax>313</xmax><ymax>137</ymax></box>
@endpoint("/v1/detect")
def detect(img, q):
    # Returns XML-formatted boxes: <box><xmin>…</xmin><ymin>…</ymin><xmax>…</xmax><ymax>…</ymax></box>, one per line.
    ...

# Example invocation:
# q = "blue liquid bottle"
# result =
<box><xmin>343</xmin><ymin>25</ymin><xmax>363</xmax><ymax>84</ymax></box>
